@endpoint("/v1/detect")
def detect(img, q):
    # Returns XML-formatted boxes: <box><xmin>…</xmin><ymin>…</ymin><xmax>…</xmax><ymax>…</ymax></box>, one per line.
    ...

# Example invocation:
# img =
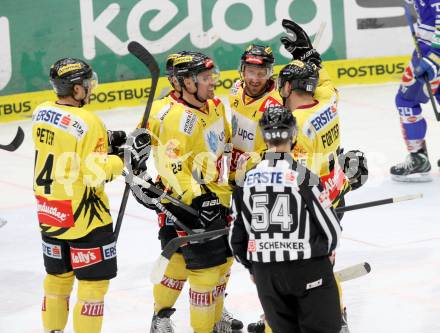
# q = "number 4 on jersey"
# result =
<box><xmin>34</xmin><ymin>151</ymin><xmax>54</xmax><ymax>195</ymax></box>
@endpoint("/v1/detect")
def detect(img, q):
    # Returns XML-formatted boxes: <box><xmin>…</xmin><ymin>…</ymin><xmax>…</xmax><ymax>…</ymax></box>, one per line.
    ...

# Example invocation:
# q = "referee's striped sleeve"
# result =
<box><xmin>310</xmin><ymin>185</ymin><xmax>342</xmax><ymax>252</ymax></box>
<box><xmin>229</xmin><ymin>187</ymin><xmax>251</xmax><ymax>268</ymax></box>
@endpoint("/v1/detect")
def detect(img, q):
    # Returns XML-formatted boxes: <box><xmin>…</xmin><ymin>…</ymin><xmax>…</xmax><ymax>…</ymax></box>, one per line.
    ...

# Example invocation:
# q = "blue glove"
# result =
<box><xmin>414</xmin><ymin>54</ymin><xmax>440</xmax><ymax>82</ymax></box>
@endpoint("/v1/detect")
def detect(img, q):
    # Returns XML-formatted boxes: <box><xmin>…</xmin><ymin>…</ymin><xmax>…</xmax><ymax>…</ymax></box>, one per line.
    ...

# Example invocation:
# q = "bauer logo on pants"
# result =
<box><xmin>70</xmin><ymin>247</ymin><xmax>102</xmax><ymax>269</ymax></box>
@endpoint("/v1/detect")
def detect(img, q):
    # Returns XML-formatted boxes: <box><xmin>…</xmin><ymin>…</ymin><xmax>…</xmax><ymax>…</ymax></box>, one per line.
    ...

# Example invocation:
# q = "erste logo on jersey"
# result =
<box><xmin>33</xmin><ymin>107</ymin><xmax>88</xmax><ymax>139</ymax></box>
<box><xmin>204</xmin><ymin>118</ymin><xmax>225</xmax><ymax>155</ymax></box>
<box><xmin>42</xmin><ymin>241</ymin><xmax>62</xmax><ymax>259</ymax></box>
<box><xmin>36</xmin><ymin>195</ymin><xmax>75</xmax><ymax>228</ymax></box>
<box><xmin>309</xmin><ymin>97</ymin><xmax>338</xmax><ymax>133</ymax></box>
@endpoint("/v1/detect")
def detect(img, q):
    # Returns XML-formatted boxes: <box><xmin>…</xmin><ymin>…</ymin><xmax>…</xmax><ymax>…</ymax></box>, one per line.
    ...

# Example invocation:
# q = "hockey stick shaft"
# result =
<box><xmin>334</xmin><ymin>262</ymin><xmax>371</xmax><ymax>282</ymax></box>
<box><xmin>114</xmin><ymin>42</ymin><xmax>160</xmax><ymax>241</ymax></box>
<box><xmin>0</xmin><ymin>126</ymin><xmax>24</xmax><ymax>152</ymax></box>
<box><xmin>336</xmin><ymin>193</ymin><xmax>422</xmax><ymax>213</ymax></box>
<box><xmin>405</xmin><ymin>3</ymin><xmax>440</xmax><ymax>121</ymax></box>
<box><xmin>150</xmin><ymin>227</ymin><xmax>229</xmax><ymax>283</ymax></box>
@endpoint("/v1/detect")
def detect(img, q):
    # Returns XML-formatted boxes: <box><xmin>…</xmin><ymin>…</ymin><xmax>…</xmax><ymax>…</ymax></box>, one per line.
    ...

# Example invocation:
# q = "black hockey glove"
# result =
<box><xmin>130</xmin><ymin>178</ymin><xmax>165</xmax><ymax>211</ymax></box>
<box><xmin>126</xmin><ymin>130</ymin><xmax>151</xmax><ymax>174</ymax></box>
<box><xmin>191</xmin><ymin>192</ymin><xmax>227</xmax><ymax>230</ymax></box>
<box><xmin>107</xmin><ymin>130</ymin><xmax>127</xmax><ymax>156</ymax></box>
<box><xmin>280</xmin><ymin>19</ymin><xmax>322</xmax><ymax>67</ymax></box>
<box><xmin>339</xmin><ymin>150</ymin><xmax>368</xmax><ymax>191</ymax></box>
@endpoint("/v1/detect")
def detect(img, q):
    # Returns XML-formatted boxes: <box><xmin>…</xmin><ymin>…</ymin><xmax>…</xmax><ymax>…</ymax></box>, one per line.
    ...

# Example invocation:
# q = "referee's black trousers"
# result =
<box><xmin>253</xmin><ymin>256</ymin><xmax>341</xmax><ymax>333</ymax></box>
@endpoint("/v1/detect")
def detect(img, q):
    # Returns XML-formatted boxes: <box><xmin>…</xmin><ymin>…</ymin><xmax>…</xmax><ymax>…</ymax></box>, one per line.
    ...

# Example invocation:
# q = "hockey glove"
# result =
<box><xmin>414</xmin><ymin>53</ymin><xmax>440</xmax><ymax>82</ymax></box>
<box><xmin>280</xmin><ymin>19</ymin><xmax>322</xmax><ymax>67</ymax></box>
<box><xmin>107</xmin><ymin>130</ymin><xmax>127</xmax><ymax>156</ymax></box>
<box><xmin>339</xmin><ymin>150</ymin><xmax>368</xmax><ymax>191</ymax></box>
<box><xmin>191</xmin><ymin>192</ymin><xmax>226</xmax><ymax>230</ymax></box>
<box><xmin>130</xmin><ymin>178</ymin><xmax>165</xmax><ymax>211</ymax></box>
<box><xmin>126</xmin><ymin>130</ymin><xmax>151</xmax><ymax>174</ymax></box>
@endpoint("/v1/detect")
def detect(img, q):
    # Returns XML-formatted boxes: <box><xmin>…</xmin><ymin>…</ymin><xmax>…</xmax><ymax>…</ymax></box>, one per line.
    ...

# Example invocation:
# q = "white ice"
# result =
<box><xmin>1</xmin><ymin>82</ymin><xmax>439</xmax><ymax>333</ymax></box>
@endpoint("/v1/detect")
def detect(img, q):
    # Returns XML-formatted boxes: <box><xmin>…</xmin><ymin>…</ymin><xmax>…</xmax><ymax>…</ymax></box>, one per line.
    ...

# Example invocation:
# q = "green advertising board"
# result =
<box><xmin>0</xmin><ymin>0</ymin><xmax>347</xmax><ymax>96</ymax></box>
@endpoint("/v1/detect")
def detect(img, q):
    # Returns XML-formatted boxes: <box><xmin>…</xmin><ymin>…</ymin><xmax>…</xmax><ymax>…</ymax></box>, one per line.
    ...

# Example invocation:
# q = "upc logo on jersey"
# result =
<box><xmin>70</xmin><ymin>247</ymin><xmax>102</xmax><ymax>269</ymax></box>
<box><xmin>310</xmin><ymin>101</ymin><xmax>338</xmax><ymax>132</ymax></box>
<box><xmin>36</xmin><ymin>195</ymin><xmax>74</xmax><ymax>228</ymax></box>
<box><xmin>204</xmin><ymin>118</ymin><xmax>226</xmax><ymax>154</ymax></box>
<box><xmin>231</xmin><ymin>112</ymin><xmax>257</xmax><ymax>152</ymax></box>
<box><xmin>42</xmin><ymin>241</ymin><xmax>62</xmax><ymax>259</ymax></box>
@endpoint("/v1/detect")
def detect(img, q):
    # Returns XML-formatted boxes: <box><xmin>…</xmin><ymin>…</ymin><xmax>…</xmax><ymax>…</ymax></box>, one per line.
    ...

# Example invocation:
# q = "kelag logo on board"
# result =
<box><xmin>0</xmin><ymin>0</ymin><xmax>413</xmax><ymax>96</ymax></box>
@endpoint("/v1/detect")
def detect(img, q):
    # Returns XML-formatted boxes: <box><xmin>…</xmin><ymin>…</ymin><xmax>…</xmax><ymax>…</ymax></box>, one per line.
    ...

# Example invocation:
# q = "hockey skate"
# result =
<box><xmin>390</xmin><ymin>149</ymin><xmax>432</xmax><ymax>182</ymax></box>
<box><xmin>214</xmin><ymin>307</ymin><xmax>244</xmax><ymax>333</ymax></box>
<box><xmin>150</xmin><ymin>308</ymin><xmax>176</xmax><ymax>333</ymax></box>
<box><xmin>340</xmin><ymin>307</ymin><xmax>350</xmax><ymax>333</ymax></box>
<box><xmin>247</xmin><ymin>317</ymin><xmax>265</xmax><ymax>333</ymax></box>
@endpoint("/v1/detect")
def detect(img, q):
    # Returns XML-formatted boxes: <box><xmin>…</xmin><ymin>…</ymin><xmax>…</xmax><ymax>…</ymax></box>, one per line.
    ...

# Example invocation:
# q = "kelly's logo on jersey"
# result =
<box><xmin>70</xmin><ymin>247</ymin><xmax>102</xmax><ymax>269</ymax></box>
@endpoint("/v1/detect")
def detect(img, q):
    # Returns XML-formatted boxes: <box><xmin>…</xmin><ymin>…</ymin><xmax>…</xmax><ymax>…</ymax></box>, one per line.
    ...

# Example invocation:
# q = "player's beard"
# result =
<box><xmin>245</xmin><ymin>80</ymin><xmax>267</xmax><ymax>97</ymax></box>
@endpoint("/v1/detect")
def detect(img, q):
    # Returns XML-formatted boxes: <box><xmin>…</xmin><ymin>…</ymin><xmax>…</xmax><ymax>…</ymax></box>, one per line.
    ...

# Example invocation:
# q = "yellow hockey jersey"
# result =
<box><xmin>156</xmin><ymin>97</ymin><xmax>232</xmax><ymax>207</ymax></box>
<box><xmin>228</xmin><ymin>80</ymin><xmax>283</xmax><ymax>182</ymax></box>
<box><xmin>32</xmin><ymin>101</ymin><xmax>123</xmax><ymax>240</ymax></box>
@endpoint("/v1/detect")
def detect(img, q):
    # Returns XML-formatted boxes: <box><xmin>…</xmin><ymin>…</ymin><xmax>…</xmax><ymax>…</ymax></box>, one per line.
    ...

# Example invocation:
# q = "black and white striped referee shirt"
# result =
<box><xmin>229</xmin><ymin>152</ymin><xmax>341</xmax><ymax>266</ymax></box>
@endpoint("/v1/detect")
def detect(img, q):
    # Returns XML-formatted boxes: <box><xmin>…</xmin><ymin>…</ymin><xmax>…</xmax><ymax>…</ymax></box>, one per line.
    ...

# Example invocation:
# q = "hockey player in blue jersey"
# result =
<box><xmin>390</xmin><ymin>0</ymin><xmax>440</xmax><ymax>181</ymax></box>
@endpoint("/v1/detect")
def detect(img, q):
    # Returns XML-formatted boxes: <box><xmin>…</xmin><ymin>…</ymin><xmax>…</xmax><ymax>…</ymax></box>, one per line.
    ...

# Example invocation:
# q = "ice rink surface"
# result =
<box><xmin>1</xmin><ymin>82</ymin><xmax>439</xmax><ymax>332</ymax></box>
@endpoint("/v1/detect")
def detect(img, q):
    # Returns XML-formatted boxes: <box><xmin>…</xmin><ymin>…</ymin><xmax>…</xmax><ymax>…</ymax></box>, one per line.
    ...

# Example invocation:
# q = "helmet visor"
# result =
<box><xmin>242</xmin><ymin>65</ymin><xmax>273</xmax><ymax>80</ymax></box>
<box><xmin>195</xmin><ymin>67</ymin><xmax>220</xmax><ymax>85</ymax></box>
<box><xmin>83</xmin><ymin>71</ymin><xmax>98</xmax><ymax>89</ymax></box>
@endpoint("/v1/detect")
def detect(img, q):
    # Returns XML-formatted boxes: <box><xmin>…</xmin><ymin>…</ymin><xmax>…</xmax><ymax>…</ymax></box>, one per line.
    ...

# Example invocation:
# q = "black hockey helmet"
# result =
<box><xmin>240</xmin><ymin>44</ymin><xmax>275</xmax><ymax>69</ymax></box>
<box><xmin>277</xmin><ymin>60</ymin><xmax>318</xmax><ymax>95</ymax></box>
<box><xmin>173</xmin><ymin>52</ymin><xmax>216</xmax><ymax>79</ymax></box>
<box><xmin>259</xmin><ymin>105</ymin><xmax>298</xmax><ymax>145</ymax></box>
<box><xmin>166</xmin><ymin>53</ymin><xmax>182</xmax><ymax>76</ymax></box>
<box><xmin>49</xmin><ymin>58</ymin><xmax>96</xmax><ymax>97</ymax></box>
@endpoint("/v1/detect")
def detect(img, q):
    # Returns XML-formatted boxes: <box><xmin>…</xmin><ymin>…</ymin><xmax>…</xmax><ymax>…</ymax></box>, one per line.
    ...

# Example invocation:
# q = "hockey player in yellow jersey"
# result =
<box><xmin>131</xmin><ymin>52</ymin><xmax>242</xmax><ymax>333</ymax></box>
<box><xmin>229</xmin><ymin>44</ymin><xmax>283</xmax><ymax>183</ymax></box>
<box><xmin>32</xmin><ymin>58</ymin><xmax>125</xmax><ymax>333</ymax></box>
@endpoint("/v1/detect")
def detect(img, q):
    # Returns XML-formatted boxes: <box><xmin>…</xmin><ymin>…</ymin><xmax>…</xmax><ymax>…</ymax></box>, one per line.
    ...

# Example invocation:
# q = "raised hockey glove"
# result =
<box><xmin>280</xmin><ymin>19</ymin><xmax>322</xmax><ymax>67</ymax></box>
<box><xmin>414</xmin><ymin>53</ymin><xmax>440</xmax><ymax>82</ymax></box>
<box><xmin>127</xmin><ymin>131</ymin><xmax>151</xmax><ymax>174</ymax></box>
<box><xmin>339</xmin><ymin>150</ymin><xmax>368</xmax><ymax>191</ymax></box>
<box><xmin>191</xmin><ymin>192</ymin><xmax>226</xmax><ymax>230</ymax></box>
<box><xmin>107</xmin><ymin>130</ymin><xmax>127</xmax><ymax>155</ymax></box>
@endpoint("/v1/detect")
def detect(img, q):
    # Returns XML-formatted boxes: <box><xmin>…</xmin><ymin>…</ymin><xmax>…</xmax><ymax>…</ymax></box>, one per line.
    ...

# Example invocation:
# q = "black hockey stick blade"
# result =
<box><xmin>127</xmin><ymin>41</ymin><xmax>160</xmax><ymax>128</ymax></box>
<box><xmin>0</xmin><ymin>126</ymin><xmax>24</xmax><ymax>152</ymax></box>
<box><xmin>150</xmin><ymin>228</ymin><xmax>229</xmax><ymax>283</ymax></box>
<box><xmin>335</xmin><ymin>262</ymin><xmax>371</xmax><ymax>282</ymax></box>
<box><xmin>114</xmin><ymin>42</ymin><xmax>160</xmax><ymax>242</ymax></box>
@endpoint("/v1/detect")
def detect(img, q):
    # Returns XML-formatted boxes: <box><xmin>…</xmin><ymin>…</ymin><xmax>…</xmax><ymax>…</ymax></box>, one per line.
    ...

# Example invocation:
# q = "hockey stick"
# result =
<box><xmin>335</xmin><ymin>262</ymin><xmax>371</xmax><ymax>282</ymax></box>
<box><xmin>0</xmin><ymin>218</ymin><xmax>7</xmax><ymax>228</ymax></box>
<box><xmin>150</xmin><ymin>227</ymin><xmax>230</xmax><ymax>283</ymax></box>
<box><xmin>336</xmin><ymin>193</ymin><xmax>422</xmax><ymax>213</ymax></box>
<box><xmin>0</xmin><ymin>126</ymin><xmax>24</xmax><ymax>152</ymax></box>
<box><xmin>114</xmin><ymin>41</ymin><xmax>160</xmax><ymax>241</ymax></box>
<box><xmin>404</xmin><ymin>3</ymin><xmax>440</xmax><ymax>121</ymax></box>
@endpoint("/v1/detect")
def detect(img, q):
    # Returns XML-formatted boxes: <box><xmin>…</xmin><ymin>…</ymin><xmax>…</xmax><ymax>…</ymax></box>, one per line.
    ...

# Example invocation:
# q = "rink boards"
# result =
<box><xmin>0</xmin><ymin>55</ymin><xmax>410</xmax><ymax>123</ymax></box>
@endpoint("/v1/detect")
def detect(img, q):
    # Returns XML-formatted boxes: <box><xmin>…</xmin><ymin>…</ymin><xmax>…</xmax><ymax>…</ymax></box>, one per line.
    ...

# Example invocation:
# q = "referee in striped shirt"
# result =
<box><xmin>229</xmin><ymin>105</ymin><xmax>342</xmax><ymax>333</ymax></box>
